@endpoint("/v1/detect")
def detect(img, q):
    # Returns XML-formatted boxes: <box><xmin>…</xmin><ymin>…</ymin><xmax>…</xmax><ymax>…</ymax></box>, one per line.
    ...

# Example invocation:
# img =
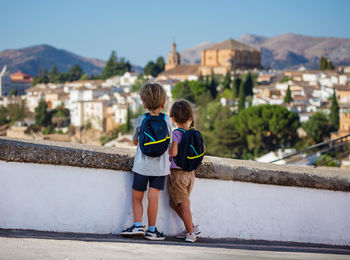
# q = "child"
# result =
<box><xmin>168</xmin><ymin>100</ymin><xmax>201</xmax><ymax>243</ymax></box>
<box><xmin>120</xmin><ymin>83</ymin><xmax>172</xmax><ymax>241</ymax></box>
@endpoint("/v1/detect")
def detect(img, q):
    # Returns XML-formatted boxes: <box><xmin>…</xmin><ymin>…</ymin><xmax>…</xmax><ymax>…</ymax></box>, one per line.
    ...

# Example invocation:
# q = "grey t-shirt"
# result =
<box><xmin>132</xmin><ymin>114</ymin><xmax>172</xmax><ymax>176</ymax></box>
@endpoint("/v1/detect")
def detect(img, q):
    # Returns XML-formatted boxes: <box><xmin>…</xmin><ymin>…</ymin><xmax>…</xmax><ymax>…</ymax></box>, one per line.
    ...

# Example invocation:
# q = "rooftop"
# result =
<box><xmin>205</xmin><ymin>38</ymin><xmax>258</xmax><ymax>52</ymax></box>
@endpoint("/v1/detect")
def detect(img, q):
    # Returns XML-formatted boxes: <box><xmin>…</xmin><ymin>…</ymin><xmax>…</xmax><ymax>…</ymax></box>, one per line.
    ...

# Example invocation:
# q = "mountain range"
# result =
<box><xmin>181</xmin><ymin>33</ymin><xmax>350</xmax><ymax>70</ymax></box>
<box><xmin>1</xmin><ymin>33</ymin><xmax>350</xmax><ymax>76</ymax></box>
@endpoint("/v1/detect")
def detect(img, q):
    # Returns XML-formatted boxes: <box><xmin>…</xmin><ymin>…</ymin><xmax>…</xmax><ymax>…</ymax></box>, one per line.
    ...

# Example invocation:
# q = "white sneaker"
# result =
<box><xmin>185</xmin><ymin>232</ymin><xmax>197</xmax><ymax>243</ymax></box>
<box><xmin>120</xmin><ymin>225</ymin><xmax>145</xmax><ymax>236</ymax></box>
<box><xmin>175</xmin><ymin>225</ymin><xmax>201</xmax><ymax>239</ymax></box>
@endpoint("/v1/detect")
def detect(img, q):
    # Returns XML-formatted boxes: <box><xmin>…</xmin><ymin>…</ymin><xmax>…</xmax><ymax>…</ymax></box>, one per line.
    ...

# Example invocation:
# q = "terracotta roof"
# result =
<box><xmin>10</xmin><ymin>70</ymin><xmax>32</xmax><ymax>83</ymax></box>
<box><xmin>205</xmin><ymin>39</ymin><xmax>258</xmax><ymax>52</ymax></box>
<box><xmin>160</xmin><ymin>65</ymin><xmax>200</xmax><ymax>76</ymax></box>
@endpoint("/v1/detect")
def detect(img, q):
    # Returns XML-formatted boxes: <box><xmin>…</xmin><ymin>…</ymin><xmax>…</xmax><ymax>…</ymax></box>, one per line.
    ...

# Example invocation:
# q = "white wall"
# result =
<box><xmin>0</xmin><ymin>161</ymin><xmax>349</xmax><ymax>246</ymax></box>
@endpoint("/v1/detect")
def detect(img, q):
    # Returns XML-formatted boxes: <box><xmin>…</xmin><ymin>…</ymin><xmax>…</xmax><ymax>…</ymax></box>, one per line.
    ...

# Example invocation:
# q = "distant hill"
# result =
<box><xmin>0</xmin><ymin>45</ymin><xmax>106</xmax><ymax>76</ymax></box>
<box><xmin>181</xmin><ymin>33</ymin><xmax>350</xmax><ymax>70</ymax></box>
<box><xmin>0</xmin><ymin>45</ymin><xmax>144</xmax><ymax>77</ymax></box>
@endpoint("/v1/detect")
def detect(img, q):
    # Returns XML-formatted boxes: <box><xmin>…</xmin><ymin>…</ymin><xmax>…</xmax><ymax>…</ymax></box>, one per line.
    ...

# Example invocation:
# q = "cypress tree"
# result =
<box><xmin>330</xmin><ymin>90</ymin><xmax>340</xmax><ymax>131</ymax></box>
<box><xmin>233</xmin><ymin>72</ymin><xmax>241</xmax><ymax>99</ymax></box>
<box><xmin>284</xmin><ymin>85</ymin><xmax>293</xmax><ymax>104</ymax></box>
<box><xmin>209</xmin><ymin>71</ymin><xmax>218</xmax><ymax>99</ymax></box>
<box><xmin>326</xmin><ymin>59</ymin><xmax>335</xmax><ymax>70</ymax></box>
<box><xmin>238</xmin><ymin>81</ymin><xmax>246</xmax><ymax>112</ymax></box>
<box><xmin>319</xmin><ymin>56</ymin><xmax>327</xmax><ymax>70</ymax></box>
<box><xmin>126</xmin><ymin>106</ymin><xmax>132</xmax><ymax>133</ymax></box>
<box><xmin>102</xmin><ymin>51</ymin><xmax>118</xmax><ymax>79</ymax></box>
<box><xmin>243</xmin><ymin>71</ymin><xmax>254</xmax><ymax>96</ymax></box>
<box><xmin>223</xmin><ymin>71</ymin><xmax>231</xmax><ymax>89</ymax></box>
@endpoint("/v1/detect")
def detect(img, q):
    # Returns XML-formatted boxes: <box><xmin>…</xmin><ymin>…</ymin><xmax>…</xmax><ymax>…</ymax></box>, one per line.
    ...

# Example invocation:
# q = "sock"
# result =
<box><xmin>134</xmin><ymin>222</ymin><xmax>142</xmax><ymax>227</ymax></box>
<box><xmin>148</xmin><ymin>226</ymin><xmax>156</xmax><ymax>232</ymax></box>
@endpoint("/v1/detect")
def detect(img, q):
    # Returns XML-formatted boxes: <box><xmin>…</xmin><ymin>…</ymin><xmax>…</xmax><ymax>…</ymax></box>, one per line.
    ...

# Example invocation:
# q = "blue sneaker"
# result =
<box><xmin>145</xmin><ymin>227</ymin><xmax>165</xmax><ymax>241</ymax></box>
<box><xmin>120</xmin><ymin>225</ymin><xmax>145</xmax><ymax>236</ymax></box>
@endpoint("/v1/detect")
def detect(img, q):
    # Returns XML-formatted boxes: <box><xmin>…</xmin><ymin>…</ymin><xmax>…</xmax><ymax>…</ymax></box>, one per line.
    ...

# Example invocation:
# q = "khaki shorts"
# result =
<box><xmin>168</xmin><ymin>169</ymin><xmax>195</xmax><ymax>205</ymax></box>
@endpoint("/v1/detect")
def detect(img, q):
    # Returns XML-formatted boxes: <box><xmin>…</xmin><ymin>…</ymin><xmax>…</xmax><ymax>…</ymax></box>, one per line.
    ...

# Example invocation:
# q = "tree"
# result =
<box><xmin>68</xmin><ymin>64</ymin><xmax>83</xmax><ymax>81</ymax></box>
<box><xmin>9</xmin><ymin>89</ymin><xmax>18</xmax><ymax>96</ymax></box>
<box><xmin>326</xmin><ymin>59</ymin><xmax>335</xmax><ymax>70</ymax></box>
<box><xmin>101</xmin><ymin>51</ymin><xmax>131</xmax><ymax>79</ymax></box>
<box><xmin>302</xmin><ymin>112</ymin><xmax>330</xmax><ymax>143</ymax></box>
<box><xmin>8</xmin><ymin>102</ymin><xmax>26</xmax><ymax>124</ymax></box>
<box><xmin>35</xmin><ymin>99</ymin><xmax>50</xmax><ymax>126</ymax></box>
<box><xmin>319</xmin><ymin>56</ymin><xmax>327</xmax><ymax>70</ymax></box>
<box><xmin>238</xmin><ymin>81</ymin><xmax>245</xmax><ymax>112</ymax></box>
<box><xmin>330</xmin><ymin>90</ymin><xmax>340</xmax><ymax>131</ymax></box>
<box><xmin>243</xmin><ymin>71</ymin><xmax>254</xmax><ymax>96</ymax></box>
<box><xmin>155</xmin><ymin>57</ymin><xmax>165</xmax><ymax>72</ymax></box>
<box><xmin>223</xmin><ymin>71</ymin><xmax>231</xmax><ymax>89</ymax></box>
<box><xmin>144</xmin><ymin>56</ymin><xmax>165</xmax><ymax>77</ymax></box>
<box><xmin>126</xmin><ymin>106</ymin><xmax>132</xmax><ymax>133</ymax></box>
<box><xmin>49</xmin><ymin>65</ymin><xmax>59</xmax><ymax>82</ymax></box>
<box><xmin>232</xmin><ymin>72</ymin><xmax>241</xmax><ymax>99</ymax></box>
<box><xmin>209</xmin><ymin>71</ymin><xmax>218</xmax><ymax>99</ymax></box>
<box><xmin>102</xmin><ymin>51</ymin><xmax>118</xmax><ymax>79</ymax></box>
<box><xmin>172</xmin><ymin>81</ymin><xmax>195</xmax><ymax>103</ymax></box>
<box><xmin>284</xmin><ymin>85</ymin><xmax>293</xmax><ymax>104</ymax></box>
<box><xmin>233</xmin><ymin>105</ymin><xmax>300</xmax><ymax>157</ymax></box>
<box><xmin>0</xmin><ymin>106</ymin><xmax>9</xmax><ymax>125</ymax></box>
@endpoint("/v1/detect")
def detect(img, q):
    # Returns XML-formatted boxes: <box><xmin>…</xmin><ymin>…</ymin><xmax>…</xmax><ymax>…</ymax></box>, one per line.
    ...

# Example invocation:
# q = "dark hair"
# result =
<box><xmin>139</xmin><ymin>83</ymin><xmax>167</xmax><ymax>111</ymax></box>
<box><xmin>170</xmin><ymin>99</ymin><xmax>194</xmax><ymax>127</ymax></box>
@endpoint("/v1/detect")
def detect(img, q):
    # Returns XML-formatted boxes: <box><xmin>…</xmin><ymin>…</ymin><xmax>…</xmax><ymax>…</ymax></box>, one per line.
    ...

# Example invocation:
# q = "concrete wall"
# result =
<box><xmin>1</xmin><ymin>160</ymin><xmax>350</xmax><ymax>246</ymax></box>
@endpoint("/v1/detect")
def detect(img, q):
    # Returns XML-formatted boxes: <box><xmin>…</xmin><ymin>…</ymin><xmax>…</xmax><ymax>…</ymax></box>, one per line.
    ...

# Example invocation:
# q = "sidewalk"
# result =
<box><xmin>1</xmin><ymin>229</ymin><xmax>349</xmax><ymax>260</ymax></box>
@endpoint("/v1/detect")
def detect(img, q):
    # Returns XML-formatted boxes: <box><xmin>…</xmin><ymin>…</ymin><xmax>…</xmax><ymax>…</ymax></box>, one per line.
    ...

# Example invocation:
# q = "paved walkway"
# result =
<box><xmin>1</xmin><ymin>229</ymin><xmax>349</xmax><ymax>260</ymax></box>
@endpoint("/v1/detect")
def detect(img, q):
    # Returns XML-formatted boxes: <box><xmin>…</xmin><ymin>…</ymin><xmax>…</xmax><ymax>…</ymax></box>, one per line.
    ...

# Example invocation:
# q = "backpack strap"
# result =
<box><xmin>143</xmin><ymin>113</ymin><xmax>151</xmax><ymax>118</ymax></box>
<box><xmin>174</xmin><ymin>128</ymin><xmax>186</xmax><ymax>133</ymax></box>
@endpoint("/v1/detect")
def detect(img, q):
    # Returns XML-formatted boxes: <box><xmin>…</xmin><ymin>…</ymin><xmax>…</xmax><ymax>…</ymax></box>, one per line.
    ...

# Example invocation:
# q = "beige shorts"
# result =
<box><xmin>168</xmin><ymin>168</ymin><xmax>195</xmax><ymax>205</ymax></box>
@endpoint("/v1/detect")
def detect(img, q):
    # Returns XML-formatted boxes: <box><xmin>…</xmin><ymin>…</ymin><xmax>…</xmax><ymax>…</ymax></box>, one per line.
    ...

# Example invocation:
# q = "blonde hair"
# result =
<box><xmin>139</xmin><ymin>83</ymin><xmax>167</xmax><ymax>111</ymax></box>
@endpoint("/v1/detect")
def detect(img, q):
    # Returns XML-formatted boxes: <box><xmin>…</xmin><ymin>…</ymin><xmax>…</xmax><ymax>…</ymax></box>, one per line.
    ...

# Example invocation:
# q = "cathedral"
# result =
<box><xmin>158</xmin><ymin>39</ymin><xmax>261</xmax><ymax>80</ymax></box>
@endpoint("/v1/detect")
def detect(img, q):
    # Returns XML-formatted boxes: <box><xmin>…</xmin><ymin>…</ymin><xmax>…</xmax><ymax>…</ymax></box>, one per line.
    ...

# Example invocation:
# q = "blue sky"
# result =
<box><xmin>1</xmin><ymin>0</ymin><xmax>350</xmax><ymax>66</ymax></box>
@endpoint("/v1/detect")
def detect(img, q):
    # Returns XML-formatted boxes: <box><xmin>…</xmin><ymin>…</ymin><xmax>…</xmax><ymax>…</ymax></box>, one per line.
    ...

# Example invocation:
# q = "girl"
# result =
<box><xmin>168</xmin><ymin>99</ymin><xmax>200</xmax><ymax>243</ymax></box>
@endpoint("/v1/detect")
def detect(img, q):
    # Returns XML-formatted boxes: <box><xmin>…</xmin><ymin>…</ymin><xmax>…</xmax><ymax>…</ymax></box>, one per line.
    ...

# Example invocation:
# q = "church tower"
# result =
<box><xmin>165</xmin><ymin>42</ymin><xmax>180</xmax><ymax>71</ymax></box>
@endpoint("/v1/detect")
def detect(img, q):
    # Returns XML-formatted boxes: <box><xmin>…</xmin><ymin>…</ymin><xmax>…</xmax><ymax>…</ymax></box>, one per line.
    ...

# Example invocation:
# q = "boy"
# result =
<box><xmin>120</xmin><ymin>83</ymin><xmax>172</xmax><ymax>240</ymax></box>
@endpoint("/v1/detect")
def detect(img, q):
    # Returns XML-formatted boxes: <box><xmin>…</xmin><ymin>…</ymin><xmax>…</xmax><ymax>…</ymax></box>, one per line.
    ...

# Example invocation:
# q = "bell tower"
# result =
<box><xmin>165</xmin><ymin>42</ymin><xmax>180</xmax><ymax>71</ymax></box>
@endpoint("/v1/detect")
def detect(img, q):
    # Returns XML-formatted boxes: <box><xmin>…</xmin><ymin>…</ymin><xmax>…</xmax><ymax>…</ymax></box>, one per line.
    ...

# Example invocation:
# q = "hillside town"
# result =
<box><xmin>1</xmin><ymin>39</ymin><xmax>350</xmax><ymax>167</ymax></box>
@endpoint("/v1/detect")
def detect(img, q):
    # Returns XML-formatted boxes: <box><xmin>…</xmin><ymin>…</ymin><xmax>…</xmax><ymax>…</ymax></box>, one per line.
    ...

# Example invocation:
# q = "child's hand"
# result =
<box><xmin>133</xmin><ymin>139</ymin><xmax>138</xmax><ymax>146</ymax></box>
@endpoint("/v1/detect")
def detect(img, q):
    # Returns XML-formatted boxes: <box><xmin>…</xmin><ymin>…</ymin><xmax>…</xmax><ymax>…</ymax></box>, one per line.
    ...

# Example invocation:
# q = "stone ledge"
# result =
<box><xmin>1</xmin><ymin>137</ymin><xmax>350</xmax><ymax>192</ymax></box>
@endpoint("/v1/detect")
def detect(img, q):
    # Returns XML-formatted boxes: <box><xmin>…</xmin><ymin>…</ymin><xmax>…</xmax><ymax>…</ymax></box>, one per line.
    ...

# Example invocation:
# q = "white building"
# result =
<box><xmin>0</xmin><ymin>66</ymin><xmax>32</xmax><ymax>97</ymax></box>
<box><xmin>71</xmin><ymin>100</ymin><xmax>107</xmax><ymax>131</ymax></box>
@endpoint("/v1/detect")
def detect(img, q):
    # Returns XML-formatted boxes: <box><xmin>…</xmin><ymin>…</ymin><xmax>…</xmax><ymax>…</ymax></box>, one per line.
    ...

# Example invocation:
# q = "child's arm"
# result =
<box><xmin>169</xmin><ymin>141</ymin><xmax>178</xmax><ymax>157</ymax></box>
<box><xmin>133</xmin><ymin>139</ymin><xmax>138</xmax><ymax>146</ymax></box>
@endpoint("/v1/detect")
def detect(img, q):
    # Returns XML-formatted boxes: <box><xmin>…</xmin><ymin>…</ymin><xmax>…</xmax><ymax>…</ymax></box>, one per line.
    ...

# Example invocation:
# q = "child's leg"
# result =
<box><xmin>180</xmin><ymin>200</ymin><xmax>193</xmax><ymax>233</ymax></box>
<box><xmin>147</xmin><ymin>187</ymin><xmax>160</xmax><ymax>227</ymax></box>
<box><xmin>169</xmin><ymin>199</ymin><xmax>183</xmax><ymax>219</ymax></box>
<box><xmin>132</xmin><ymin>189</ymin><xmax>144</xmax><ymax>223</ymax></box>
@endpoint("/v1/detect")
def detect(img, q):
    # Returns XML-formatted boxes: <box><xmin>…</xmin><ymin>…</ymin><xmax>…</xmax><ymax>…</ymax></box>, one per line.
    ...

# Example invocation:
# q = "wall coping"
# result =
<box><xmin>1</xmin><ymin>137</ymin><xmax>350</xmax><ymax>192</ymax></box>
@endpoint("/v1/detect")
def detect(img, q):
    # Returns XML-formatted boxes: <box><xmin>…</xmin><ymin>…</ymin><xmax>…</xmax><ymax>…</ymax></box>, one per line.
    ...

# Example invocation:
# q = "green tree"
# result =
<box><xmin>8</xmin><ymin>102</ymin><xmax>26</xmax><ymax>124</ymax></box>
<box><xmin>49</xmin><ymin>65</ymin><xmax>59</xmax><ymax>82</ymax></box>
<box><xmin>144</xmin><ymin>61</ymin><xmax>157</xmax><ymax>77</ymax></box>
<box><xmin>238</xmin><ymin>81</ymin><xmax>246</xmax><ymax>112</ymax></box>
<box><xmin>35</xmin><ymin>99</ymin><xmax>50</xmax><ymax>126</ymax></box>
<box><xmin>9</xmin><ymin>89</ymin><xmax>18</xmax><ymax>96</ymax></box>
<box><xmin>155</xmin><ymin>57</ymin><xmax>165</xmax><ymax>72</ymax></box>
<box><xmin>232</xmin><ymin>72</ymin><xmax>241</xmax><ymax>99</ymax></box>
<box><xmin>223</xmin><ymin>71</ymin><xmax>231</xmax><ymax>89</ymax></box>
<box><xmin>0</xmin><ymin>106</ymin><xmax>9</xmax><ymax>125</ymax></box>
<box><xmin>102</xmin><ymin>51</ymin><xmax>118</xmax><ymax>79</ymax></box>
<box><xmin>233</xmin><ymin>105</ymin><xmax>300</xmax><ymax>157</ymax></box>
<box><xmin>326</xmin><ymin>59</ymin><xmax>335</xmax><ymax>70</ymax></box>
<box><xmin>209</xmin><ymin>72</ymin><xmax>218</xmax><ymax>99</ymax></box>
<box><xmin>243</xmin><ymin>71</ymin><xmax>254</xmax><ymax>96</ymax></box>
<box><xmin>172</xmin><ymin>81</ymin><xmax>195</xmax><ymax>103</ymax></box>
<box><xmin>126</xmin><ymin>106</ymin><xmax>132</xmax><ymax>133</ymax></box>
<box><xmin>319</xmin><ymin>56</ymin><xmax>327</xmax><ymax>70</ymax></box>
<box><xmin>284</xmin><ymin>85</ymin><xmax>293</xmax><ymax>104</ymax></box>
<box><xmin>330</xmin><ymin>90</ymin><xmax>340</xmax><ymax>131</ymax></box>
<box><xmin>302</xmin><ymin>112</ymin><xmax>330</xmax><ymax>143</ymax></box>
<box><xmin>68</xmin><ymin>64</ymin><xmax>84</xmax><ymax>81</ymax></box>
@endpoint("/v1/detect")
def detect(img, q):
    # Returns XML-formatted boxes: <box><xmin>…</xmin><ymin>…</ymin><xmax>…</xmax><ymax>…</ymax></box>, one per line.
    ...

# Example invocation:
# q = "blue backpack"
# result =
<box><xmin>139</xmin><ymin>113</ymin><xmax>170</xmax><ymax>157</ymax></box>
<box><xmin>174</xmin><ymin>128</ymin><xmax>205</xmax><ymax>171</ymax></box>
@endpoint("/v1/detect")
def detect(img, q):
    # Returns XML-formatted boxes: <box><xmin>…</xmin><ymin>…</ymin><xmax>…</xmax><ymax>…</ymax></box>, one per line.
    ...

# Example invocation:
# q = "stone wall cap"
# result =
<box><xmin>1</xmin><ymin>137</ymin><xmax>349</xmax><ymax>192</ymax></box>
